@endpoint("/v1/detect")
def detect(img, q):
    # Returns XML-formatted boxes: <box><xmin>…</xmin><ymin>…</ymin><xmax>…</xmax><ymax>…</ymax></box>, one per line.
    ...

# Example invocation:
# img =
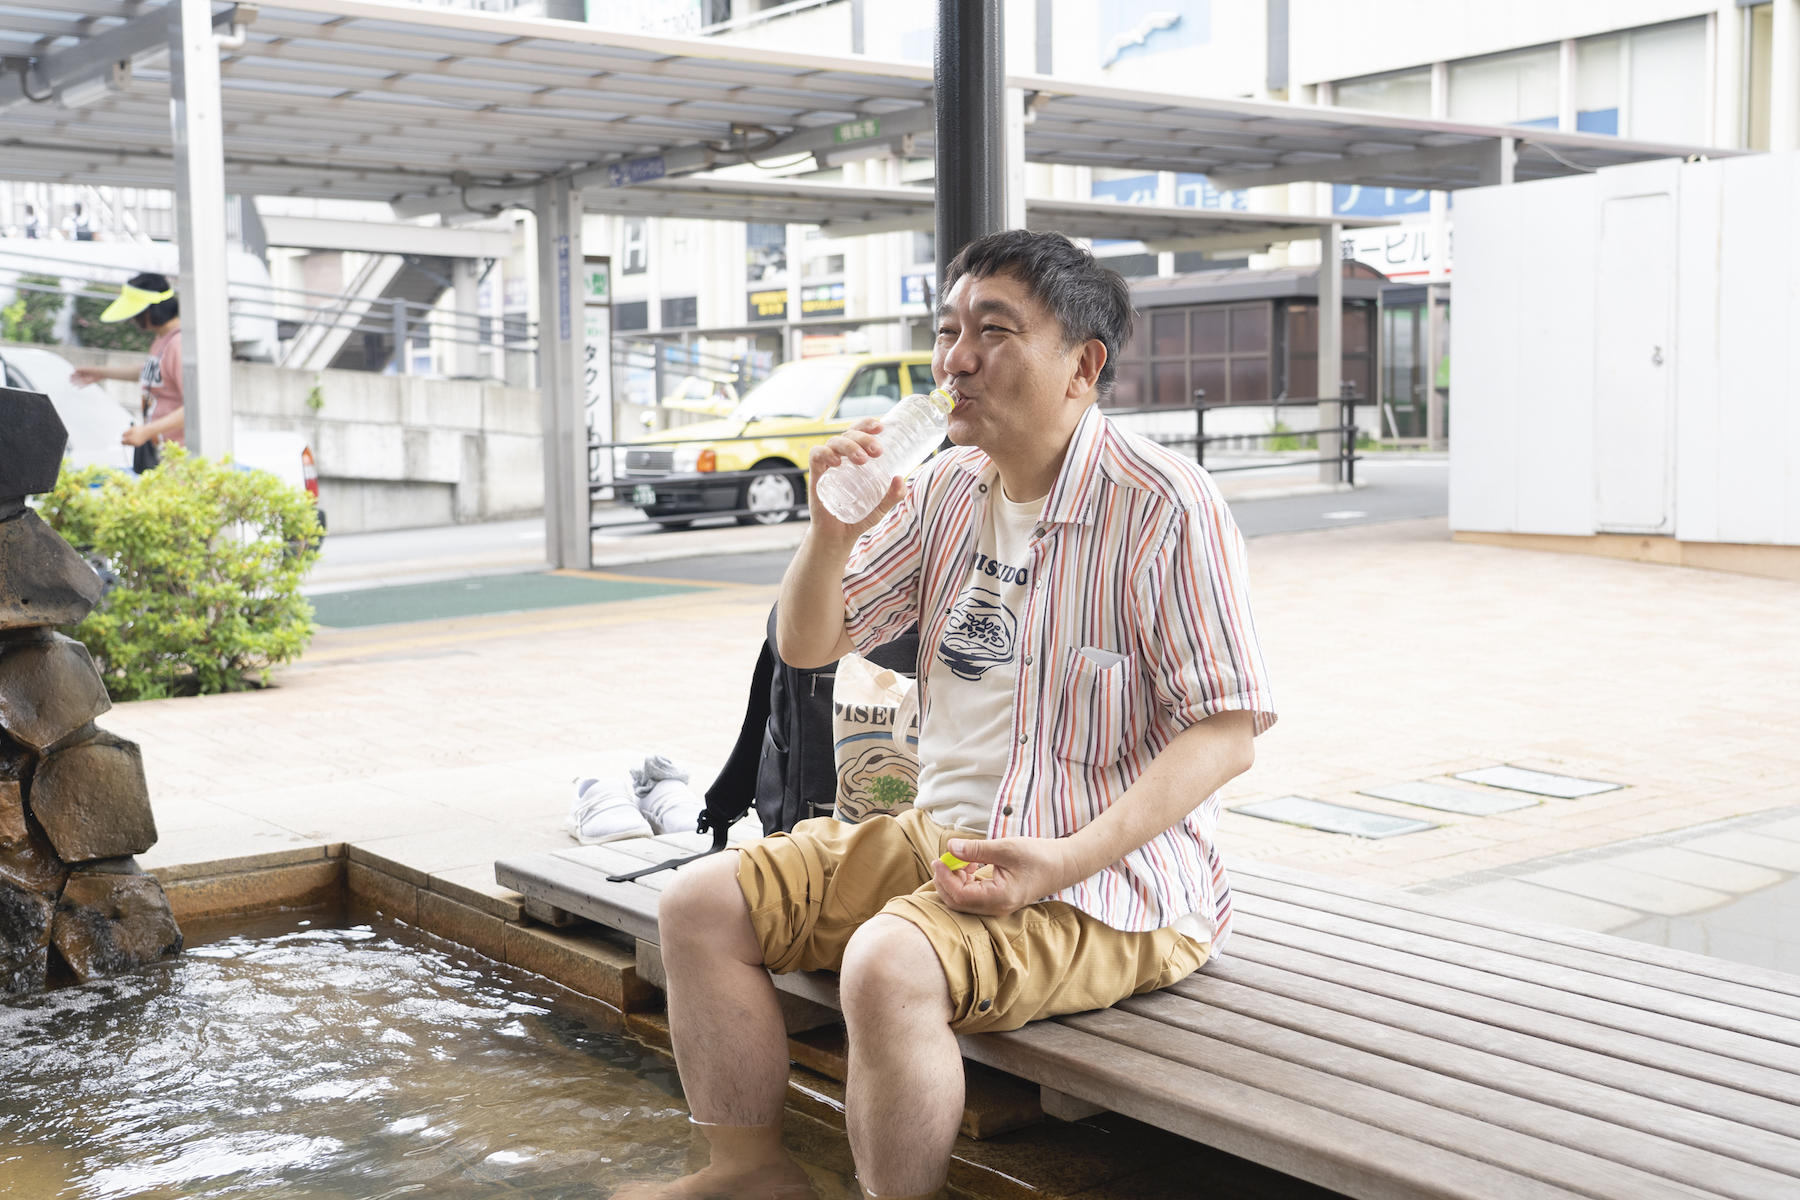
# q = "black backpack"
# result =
<box><xmin>607</xmin><ymin>603</ymin><xmax>917</xmax><ymax>882</ymax></box>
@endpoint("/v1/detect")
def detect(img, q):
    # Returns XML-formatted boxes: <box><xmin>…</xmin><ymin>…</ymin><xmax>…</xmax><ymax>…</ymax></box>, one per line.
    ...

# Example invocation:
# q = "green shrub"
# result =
<box><xmin>1266</xmin><ymin>420</ymin><xmax>1316</xmax><ymax>453</ymax></box>
<box><xmin>2</xmin><ymin>272</ymin><xmax>65</xmax><ymax>344</ymax></box>
<box><xmin>72</xmin><ymin>290</ymin><xmax>153</xmax><ymax>353</ymax></box>
<box><xmin>40</xmin><ymin>448</ymin><xmax>322</xmax><ymax>700</ymax></box>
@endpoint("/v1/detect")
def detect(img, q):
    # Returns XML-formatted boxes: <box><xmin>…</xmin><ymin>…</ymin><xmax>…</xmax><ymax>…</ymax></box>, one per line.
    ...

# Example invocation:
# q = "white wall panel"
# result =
<box><xmin>1448</xmin><ymin>183</ymin><xmax>1523</xmax><ymax>532</ymax></box>
<box><xmin>1713</xmin><ymin>153</ymin><xmax>1795</xmax><ymax>545</ymax></box>
<box><xmin>1673</xmin><ymin>159</ymin><xmax>1723</xmax><ymax>544</ymax></box>
<box><xmin>1514</xmin><ymin>175</ymin><xmax>1597</xmax><ymax>535</ymax></box>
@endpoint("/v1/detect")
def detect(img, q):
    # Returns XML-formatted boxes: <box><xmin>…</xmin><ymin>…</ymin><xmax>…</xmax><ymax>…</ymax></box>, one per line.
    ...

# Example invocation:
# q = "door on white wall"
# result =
<box><xmin>1593</xmin><ymin>192</ymin><xmax>1675</xmax><ymax>534</ymax></box>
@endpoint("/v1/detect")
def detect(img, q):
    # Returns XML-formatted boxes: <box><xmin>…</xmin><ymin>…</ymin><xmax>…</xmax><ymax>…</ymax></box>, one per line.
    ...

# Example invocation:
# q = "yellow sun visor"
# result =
<box><xmin>99</xmin><ymin>283</ymin><xmax>173</xmax><ymax>323</ymax></box>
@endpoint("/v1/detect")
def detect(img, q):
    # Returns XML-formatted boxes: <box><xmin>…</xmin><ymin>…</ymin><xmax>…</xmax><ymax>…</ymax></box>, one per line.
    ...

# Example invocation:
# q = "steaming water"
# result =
<box><xmin>0</xmin><ymin>912</ymin><xmax>846</xmax><ymax>1198</ymax></box>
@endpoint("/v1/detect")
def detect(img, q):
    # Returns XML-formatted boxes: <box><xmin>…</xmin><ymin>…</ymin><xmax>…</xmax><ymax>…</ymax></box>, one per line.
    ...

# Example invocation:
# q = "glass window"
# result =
<box><xmin>1230</xmin><ymin>306</ymin><xmax>1270</xmax><ymax>354</ymax></box>
<box><xmin>1748</xmin><ymin>3</ymin><xmax>1774</xmax><ymax>150</ymax></box>
<box><xmin>906</xmin><ymin>363</ymin><xmax>939</xmax><ymax>395</ymax></box>
<box><xmin>1449</xmin><ymin>46</ymin><xmax>1559</xmax><ymax>127</ymax></box>
<box><xmin>746</xmin><ymin>223</ymin><xmax>786</xmax><ymax>283</ymax></box>
<box><xmin>1628</xmin><ymin>19</ymin><xmax>1707</xmax><ymax>144</ymax></box>
<box><xmin>1153</xmin><ymin>361</ymin><xmax>1189</xmax><ymax>407</ymax></box>
<box><xmin>1190</xmin><ymin>309</ymin><xmax>1228</xmax><ymax>355</ymax></box>
<box><xmin>1112</xmin><ymin>362</ymin><xmax>1145</xmax><ymax>409</ymax></box>
<box><xmin>1333</xmin><ymin>68</ymin><xmax>1432</xmax><ymax>116</ymax></box>
<box><xmin>1153</xmin><ymin>312</ymin><xmax>1186</xmax><ymax>357</ymax></box>
<box><xmin>1576</xmin><ymin>35</ymin><xmax>1622</xmax><ymax>134</ymax></box>
<box><xmin>1230</xmin><ymin>358</ymin><xmax>1271</xmax><ymax>405</ymax></box>
<box><xmin>835</xmin><ymin>365</ymin><xmax>903</xmax><ymax>420</ymax></box>
<box><xmin>1189</xmin><ymin>359</ymin><xmax>1226</xmax><ymax>409</ymax></box>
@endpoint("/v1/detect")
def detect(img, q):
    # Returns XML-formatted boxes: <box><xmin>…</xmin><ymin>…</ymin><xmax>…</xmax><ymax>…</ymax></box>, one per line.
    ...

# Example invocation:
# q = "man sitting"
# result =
<box><xmin>651</xmin><ymin>229</ymin><xmax>1277</xmax><ymax>1199</ymax></box>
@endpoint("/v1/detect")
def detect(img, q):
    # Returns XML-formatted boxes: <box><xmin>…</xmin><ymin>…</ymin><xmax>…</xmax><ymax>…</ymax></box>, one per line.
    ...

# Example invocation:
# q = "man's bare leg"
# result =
<box><xmin>839</xmin><ymin>914</ymin><xmax>963</xmax><ymax>1197</ymax></box>
<box><xmin>660</xmin><ymin>852</ymin><xmax>789</xmax><ymax>1122</ymax></box>
<box><xmin>630</xmin><ymin>852</ymin><xmax>808</xmax><ymax>1196</ymax></box>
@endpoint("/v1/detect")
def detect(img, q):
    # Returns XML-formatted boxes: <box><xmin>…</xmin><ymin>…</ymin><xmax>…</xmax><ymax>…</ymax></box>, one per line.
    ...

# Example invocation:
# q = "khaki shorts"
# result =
<box><xmin>734</xmin><ymin>807</ymin><xmax>1211</xmax><ymax>1035</ymax></box>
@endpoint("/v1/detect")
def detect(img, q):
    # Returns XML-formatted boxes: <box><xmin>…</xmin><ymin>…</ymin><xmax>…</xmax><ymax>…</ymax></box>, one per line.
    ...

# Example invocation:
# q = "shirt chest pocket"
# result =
<box><xmin>1054</xmin><ymin>646</ymin><xmax>1135</xmax><ymax>766</ymax></box>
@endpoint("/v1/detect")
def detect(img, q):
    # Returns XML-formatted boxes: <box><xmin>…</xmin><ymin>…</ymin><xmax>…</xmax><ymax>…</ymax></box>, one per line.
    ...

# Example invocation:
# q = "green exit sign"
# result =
<box><xmin>832</xmin><ymin>117</ymin><xmax>881</xmax><ymax>144</ymax></box>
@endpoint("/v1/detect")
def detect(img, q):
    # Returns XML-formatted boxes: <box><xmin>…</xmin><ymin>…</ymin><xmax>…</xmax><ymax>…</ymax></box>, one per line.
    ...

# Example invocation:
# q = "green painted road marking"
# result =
<box><xmin>309</xmin><ymin>572</ymin><xmax>708</xmax><ymax>629</ymax></box>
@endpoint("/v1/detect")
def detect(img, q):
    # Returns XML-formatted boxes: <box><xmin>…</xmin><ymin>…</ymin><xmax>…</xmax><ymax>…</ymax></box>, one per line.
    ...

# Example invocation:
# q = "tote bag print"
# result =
<box><xmin>831</xmin><ymin>653</ymin><xmax>920</xmax><ymax>823</ymax></box>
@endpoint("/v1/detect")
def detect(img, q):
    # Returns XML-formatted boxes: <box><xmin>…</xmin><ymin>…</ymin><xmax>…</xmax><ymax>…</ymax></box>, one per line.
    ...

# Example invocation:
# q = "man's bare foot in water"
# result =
<box><xmin>610</xmin><ymin>1120</ymin><xmax>817</xmax><ymax>1200</ymax></box>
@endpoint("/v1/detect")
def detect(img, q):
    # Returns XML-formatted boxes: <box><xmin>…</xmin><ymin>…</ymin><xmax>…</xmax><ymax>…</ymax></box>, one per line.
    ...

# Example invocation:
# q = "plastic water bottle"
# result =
<box><xmin>815</xmin><ymin>383</ymin><xmax>958</xmax><ymax>523</ymax></box>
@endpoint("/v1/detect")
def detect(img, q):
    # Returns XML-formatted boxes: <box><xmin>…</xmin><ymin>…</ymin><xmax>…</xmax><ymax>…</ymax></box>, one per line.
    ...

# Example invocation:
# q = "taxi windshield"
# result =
<box><xmin>730</xmin><ymin>359</ymin><xmax>850</xmax><ymax>422</ymax></box>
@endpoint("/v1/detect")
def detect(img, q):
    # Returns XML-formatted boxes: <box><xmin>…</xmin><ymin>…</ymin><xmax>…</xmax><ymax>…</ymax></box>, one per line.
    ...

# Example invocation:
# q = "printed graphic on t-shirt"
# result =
<box><xmin>937</xmin><ymin>551</ymin><xmax>1029</xmax><ymax>680</ymax></box>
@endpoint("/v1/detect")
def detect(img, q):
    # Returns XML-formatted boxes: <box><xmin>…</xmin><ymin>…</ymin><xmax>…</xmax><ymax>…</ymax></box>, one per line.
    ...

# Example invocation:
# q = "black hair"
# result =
<box><xmin>128</xmin><ymin>272</ymin><xmax>179</xmax><ymax>327</ymax></box>
<box><xmin>940</xmin><ymin>230</ymin><xmax>1136</xmax><ymax>399</ymax></box>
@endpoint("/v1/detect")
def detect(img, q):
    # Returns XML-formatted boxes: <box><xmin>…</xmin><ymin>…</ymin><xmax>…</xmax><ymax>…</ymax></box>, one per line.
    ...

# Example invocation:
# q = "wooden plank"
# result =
<box><xmin>963</xmin><ymin>1020</ymin><xmax>1600</xmax><ymax>1200</ymax></box>
<box><xmin>1062</xmin><ymin>1006</ymin><xmax>1717</xmax><ymax>1200</ymax></box>
<box><xmin>1236</xmin><ymin>891</ymin><xmax>1800</xmax><ymax>1056</ymax></box>
<box><xmin>1188</xmin><ymin>957</ymin><xmax>1800</xmax><ymax>1148</ymax></box>
<box><xmin>1236</xmin><ymin>860</ymin><xmax>1800</xmax><ymax>1001</ymax></box>
<box><xmin>1233</xmin><ymin>908</ymin><xmax>1800</xmax><ymax>1075</ymax></box>
<box><xmin>1118</xmin><ymin>988</ymin><xmax>1799</xmax><ymax>1197</ymax></box>
<box><xmin>1227</xmin><ymin>935</ymin><xmax>1800</xmax><ymax>1112</ymax></box>
<box><xmin>494</xmin><ymin>852</ymin><xmax>660</xmax><ymax>944</ymax></box>
<box><xmin>1040</xmin><ymin>1087</ymin><xmax>1106</xmax><ymax>1122</ymax></box>
<box><xmin>1236</xmin><ymin>870</ymin><xmax>1800</xmax><ymax>1022</ymax></box>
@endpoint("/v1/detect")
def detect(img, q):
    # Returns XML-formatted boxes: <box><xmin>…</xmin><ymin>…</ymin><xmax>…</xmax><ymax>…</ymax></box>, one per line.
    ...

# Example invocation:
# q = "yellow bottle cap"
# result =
<box><xmin>939</xmin><ymin>850</ymin><xmax>969</xmax><ymax>870</ymax></box>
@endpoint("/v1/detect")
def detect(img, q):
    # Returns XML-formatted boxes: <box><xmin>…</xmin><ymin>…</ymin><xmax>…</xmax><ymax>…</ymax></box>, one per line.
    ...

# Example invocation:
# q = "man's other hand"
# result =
<box><xmin>932</xmin><ymin>836</ymin><xmax>1078</xmax><ymax>918</ymax></box>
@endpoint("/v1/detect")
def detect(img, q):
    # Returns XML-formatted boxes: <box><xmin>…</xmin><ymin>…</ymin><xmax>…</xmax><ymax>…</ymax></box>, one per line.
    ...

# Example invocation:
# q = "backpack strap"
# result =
<box><xmin>605</xmin><ymin>636</ymin><xmax>776</xmax><ymax>883</ymax></box>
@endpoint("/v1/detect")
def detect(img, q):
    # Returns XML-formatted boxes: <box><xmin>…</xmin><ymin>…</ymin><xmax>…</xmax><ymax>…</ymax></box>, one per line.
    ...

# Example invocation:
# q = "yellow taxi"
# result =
<box><xmin>618</xmin><ymin>352</ymin><xmax>936</xmax><ymax>527</ymax></box>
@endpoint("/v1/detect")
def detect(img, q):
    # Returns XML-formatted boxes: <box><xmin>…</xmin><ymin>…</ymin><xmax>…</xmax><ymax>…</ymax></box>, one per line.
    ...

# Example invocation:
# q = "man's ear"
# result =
<box><xmin>1066</xmin><ymin>339</ymin><xmax>1107</xmax><ymax>400</ymax></box>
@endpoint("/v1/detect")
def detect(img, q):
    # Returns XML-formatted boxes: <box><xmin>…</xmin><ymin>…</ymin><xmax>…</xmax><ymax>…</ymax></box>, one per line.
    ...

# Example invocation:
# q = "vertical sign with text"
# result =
<box><xmin>582</xmin><ymin>256</ymin><xmax>613</xmax><ymax>487</ymax></box>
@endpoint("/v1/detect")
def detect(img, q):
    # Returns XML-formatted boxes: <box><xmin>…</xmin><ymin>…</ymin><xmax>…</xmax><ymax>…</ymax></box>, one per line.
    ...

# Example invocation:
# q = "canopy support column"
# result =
<box><xmin>534</xmin><ymin>176</ymin><xmax>590</xmax><ymax>570</ymax></box>
<box><xmin>168</xmin><ymin>0</ymin><xmax>233</xmax><ymax>459</ymax></box>
<box><xmin>1317</xmin><ymin>222</ymin><xmax>1344</xmax><ymax>485</ymax></box>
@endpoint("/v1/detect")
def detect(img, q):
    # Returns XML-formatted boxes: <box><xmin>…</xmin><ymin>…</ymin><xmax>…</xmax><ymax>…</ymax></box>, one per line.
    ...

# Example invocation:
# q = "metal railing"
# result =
<box><xmin>1108</xmin><ymin>383</ymin><xmax>1365</xmax><ymax>486</ymax></box>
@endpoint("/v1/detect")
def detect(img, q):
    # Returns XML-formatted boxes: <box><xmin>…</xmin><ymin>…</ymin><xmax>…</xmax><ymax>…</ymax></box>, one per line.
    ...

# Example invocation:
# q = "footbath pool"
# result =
<box><xmin>0</xmin><ymin>907</ymin><xmax>860</xmax><ymax>1199</ymax></box>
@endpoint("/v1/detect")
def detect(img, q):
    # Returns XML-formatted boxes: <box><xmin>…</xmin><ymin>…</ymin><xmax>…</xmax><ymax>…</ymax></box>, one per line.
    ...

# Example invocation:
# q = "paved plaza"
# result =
<box><xmin>121</xmin><ymin>513</ymin><xmax>1800</xmax><ymax>973</ymax></box>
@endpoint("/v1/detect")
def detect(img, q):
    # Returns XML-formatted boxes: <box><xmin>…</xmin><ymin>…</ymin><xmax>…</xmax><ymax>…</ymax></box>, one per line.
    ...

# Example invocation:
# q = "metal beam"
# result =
<box><xmin>936</xmin><ymin>0</ymin><xmax>1005</xmax><ymax>281</ymax></box>
<box><xmin>0</xmin><ymin>3</ymin><xmax>241</xmax><ymax>113</ymax></box>
<box><xmin>533</xmin><ymin>176</ymin><xmax>589</xmax><ymax>571</ymax></box>
<box><xmin>1316</xmin><ymin>222</ymin><xmax>1343</xmax><ymax>485</ymax></box>
<box><xmin>170</xmin><ymin>0</ymin><xmax>234</xmax><ymax>461</ymax></box>
<box><xmin>260</xmin><ymin>214</ymin><xmax>513</xmax><ymax>258</ymax></box>
<box><xmin>1207</xmin><ymin>140</ymin><xmax>1500</xmax><ymax>191</ymax></box>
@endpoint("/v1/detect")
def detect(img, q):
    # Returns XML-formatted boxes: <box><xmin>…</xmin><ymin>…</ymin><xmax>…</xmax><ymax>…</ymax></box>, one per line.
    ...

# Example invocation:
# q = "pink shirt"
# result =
<box><xmin>140</xmin><ymin>328</ymin><xmax>184</xmax><ymax>445</ymax></box>
<box><xmin>843</xmin><ymin>404</ymin><xmax>1276</xmax><ymax>945</ymax></box>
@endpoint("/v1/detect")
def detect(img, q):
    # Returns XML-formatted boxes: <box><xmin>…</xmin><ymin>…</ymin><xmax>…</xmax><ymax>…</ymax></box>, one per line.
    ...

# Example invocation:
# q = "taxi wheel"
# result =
<box><xmin>738</xmin><ymin>461</ymin><xmax>802</xmax><ymax>526</ymax></box>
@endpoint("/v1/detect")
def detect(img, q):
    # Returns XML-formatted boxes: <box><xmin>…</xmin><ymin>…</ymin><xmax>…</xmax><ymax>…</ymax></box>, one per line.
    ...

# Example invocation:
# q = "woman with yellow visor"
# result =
<box><xmin>70</xmin><ymin>272</ymin><xmax>183</xmax><ymax>472</ymax></box>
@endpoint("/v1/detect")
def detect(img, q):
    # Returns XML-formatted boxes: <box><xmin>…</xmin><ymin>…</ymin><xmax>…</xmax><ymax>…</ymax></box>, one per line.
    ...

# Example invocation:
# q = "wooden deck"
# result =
<box><xmin>496</xmin><ymin>834</ymin><xmax>1800</xmax><ymax>1200</ymax></box>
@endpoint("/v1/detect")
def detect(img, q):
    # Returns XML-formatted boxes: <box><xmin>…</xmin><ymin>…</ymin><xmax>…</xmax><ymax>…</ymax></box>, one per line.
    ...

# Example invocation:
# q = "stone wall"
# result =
<box><xmin>58</xmin><ymin>347</ymin><xmax>545</xmax><ymax>534</ymax></box>
<box><xmin>0</xmin><ymin>387</ymin><xmax>182</xmax><ymax>994</ymax></box>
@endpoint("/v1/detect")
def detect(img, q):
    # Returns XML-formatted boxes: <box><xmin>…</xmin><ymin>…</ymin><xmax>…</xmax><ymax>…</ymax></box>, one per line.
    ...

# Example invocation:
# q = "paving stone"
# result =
<box><xmin>0</xmin><ymin>634</ymin><xmax>111</xmax><ymax>752</ymax></box>
<box><xmin>0</xmin><ymin>879</ymin><xmax>54</xmax><ymax>995</ymax></box>
<box><xmin>50</xmin><ymin>870</ymin><xmax>183</xmax><ymax>982</ymax></box>
<box><xmin>1454</xmin><ymin>765</ymin><xmax>1622</xmax><ymax>799</ymax></box>
<box><xmin>0</xmin><ymin>387</ymin><xmax>69</xmax><ymax>500</ymax></box>
<box><xmin>1521</xmin><ymin>861</ymin><xmax>1732</xmax><ymax>917</ymax></box>
<box><xmin>1432</xmin><ymin>879</ymin><xmax>1641</xmax><ymax>932</ymax></box>
<box><xmin>30</xmin><ymin>728</ymin><xmax>157</xmax><ymax>863</ymax></box>
<box><xmin>0</xmin><ymin>510</ymin><xmax>104</xmax><ymax>631</ymax></box>
<box><xmin>1600</xmin><ymin>845</ymin><xmax>1785</xmax><ymax>895</ymax></box>
<box><xmin>1680</xmin><ymin>830</ymin><xmax>1800</xmax><ymax>873</ymax></box>
<box><xmin>1360</xmin><ymin>779</ymin><xmax>1539</xmax><ymax>816</ymax></box>
<box><xmin>1232</xmin><ymin>795</ymin><xmax>1436</xmax><ymax>839</ymax></box>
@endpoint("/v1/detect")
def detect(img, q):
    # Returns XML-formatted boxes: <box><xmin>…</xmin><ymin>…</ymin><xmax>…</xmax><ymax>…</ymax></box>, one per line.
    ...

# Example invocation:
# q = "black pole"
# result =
<box><xmin>935</xmin><ymin>0</ymin><xmax>1005</xmax><ymax>290</ymax></box>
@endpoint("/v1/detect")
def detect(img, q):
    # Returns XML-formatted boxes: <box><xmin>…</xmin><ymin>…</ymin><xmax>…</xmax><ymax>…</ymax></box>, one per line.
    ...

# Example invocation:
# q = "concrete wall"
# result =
<box><xmin>1449</xmin><ymin>152</ymin><xmax>1800</xmax><ymax>548</ymax></box>
<box><xmin>61</xmin><ymin>346</ymin><xmax>543</xmax><ymax>534</ymax></box>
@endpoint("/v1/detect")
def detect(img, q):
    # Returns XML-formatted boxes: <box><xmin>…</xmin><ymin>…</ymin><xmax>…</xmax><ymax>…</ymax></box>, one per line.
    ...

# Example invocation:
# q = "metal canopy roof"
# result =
<box><xmin>574</xmin><ymin>175</ymin><xmax>1384</xmax><ymax>248</ymax></box>
<box><xmin>1</xmin><ymin>0</ymin><xmax>1743</xmax><ymax>213</ymax></box>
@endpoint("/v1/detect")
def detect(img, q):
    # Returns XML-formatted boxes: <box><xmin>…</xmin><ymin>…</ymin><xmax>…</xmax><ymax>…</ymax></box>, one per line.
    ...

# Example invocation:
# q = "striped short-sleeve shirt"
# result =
<box><xmin>843</xmin><ymin>403</ymin><xmax>1276</xmax><ymax>946</ymax></box>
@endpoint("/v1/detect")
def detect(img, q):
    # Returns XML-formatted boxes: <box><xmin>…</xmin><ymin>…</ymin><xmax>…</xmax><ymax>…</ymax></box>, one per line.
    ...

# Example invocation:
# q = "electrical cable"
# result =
<box><xmin>10</xmin><ymin>57</ymin><xmax>55</xmax><ymax>103</ymax></box>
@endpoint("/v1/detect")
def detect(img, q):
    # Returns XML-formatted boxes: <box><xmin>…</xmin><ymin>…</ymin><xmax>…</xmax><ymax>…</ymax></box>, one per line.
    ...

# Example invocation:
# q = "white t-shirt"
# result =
<box><xmin>914</xmin><ymin>481</ymin><xmax>1213</xmax><ymax>948</ymax></box>
<box><xmin>914</xmin><ymin>484</ymin><xmax>1042</xmax><ymax>836</ymax></box>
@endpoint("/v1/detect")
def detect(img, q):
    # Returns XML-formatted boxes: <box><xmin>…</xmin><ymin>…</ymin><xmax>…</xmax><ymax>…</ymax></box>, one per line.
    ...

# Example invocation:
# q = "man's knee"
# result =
<box><xmin>661</xmin><ymin>852</ymin><xmax>756</xmax><ymax>958</ymax></box>
<box><xmin>840</xmin><ymin>915</ymin><xmax>951</xmax><ymax>1023</ymax></box>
